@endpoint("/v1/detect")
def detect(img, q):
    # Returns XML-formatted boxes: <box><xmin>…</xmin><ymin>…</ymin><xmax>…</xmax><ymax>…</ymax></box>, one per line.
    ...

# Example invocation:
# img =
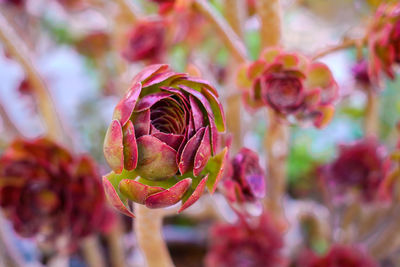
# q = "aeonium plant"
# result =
<box><xmin>221</xmin><ymin>147</ymin><xmax>266</xmax><ymax>215</ymax></box>
<box><xmin>368</xmin><ymin>2</ymin><xmax>400</xmax><ymax>83</ymax></box>
<box><xmin>0</xmin><ymin>138</ymin><xmax>114</xmax><ymax>244</ymax></box>
<box><xmin>237</xmin><ymin>47</ymin><xmax>338</xmax><ymax>128</ymax></box>
<box><xmin>103</xmin><ymin>64</ymin><xmax>227</xmax><ymax>217</ymax></box>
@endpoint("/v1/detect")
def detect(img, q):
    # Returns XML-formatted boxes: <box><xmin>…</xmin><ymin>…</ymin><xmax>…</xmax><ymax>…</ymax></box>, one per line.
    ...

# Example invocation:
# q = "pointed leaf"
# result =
<box><xmin>113</xmin><ymin>82</ymin><xmax>142</xmax><ymax>126</ymax></box>
<box><xmin>145</xmin><ymin>178</ymin><xmax>191</xmax><ymax>209</ymax></box>
<box><xmin>119</xmin><ymin>179</ymin><xmax>164</xmax><ymax>204</ymax></box>
<box><xmin>103</xmin><ymin>173</ymin><xmax>134</xmax><ymax>217</ymax></box>
<box><xmin>104</xmin><ymin>120</ymin><xmax>124</xmax><ymax>174</ymax></box>
<box><xmin>193</xmin><ymin>126</ymin><xmax>211</xmax><ymax>176</ymax></box>
<box><xmin>202</xmin><ymin>147</ymin><xmax>228</xmax><ymax>193</ymax></box>
<box><xmin>179</xmin><ymin>175</ymin><xmax>208</xmax><ymax>213</ymax></box>
<box><xmin>179</xmin><ymin>127</ymin><xmax>206</xmax><ymax>175</ymax></box>
<box><xmin>123</xmin><ymin>120</ymin><xmax>138</xmax><ymax>171</ymax></box>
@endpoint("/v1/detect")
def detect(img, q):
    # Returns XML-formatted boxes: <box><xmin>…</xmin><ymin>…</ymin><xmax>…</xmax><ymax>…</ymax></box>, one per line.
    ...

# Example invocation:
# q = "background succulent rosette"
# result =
<box><xmin>221</xmin><ymin>147</ymin><xmax>265</xmax><ymax>215</ymax></box>
<box><xmin>205</xmin><ymin>214</ymin><xmax>286</xmax><ymax>267</ymax></box>
<box><xmin>0</xmin><ymin>138</ymin><xmax>114</xmax><ymax>242</ymax></box>
<box><xmin>103</xmin><ymin>64</ymin><xmax>227</xmax><ymax>217</ymax></box>
<box><xmin>318</xmin><ymin>138</ymin><xmax>390</xmax><ymax>203</ymax></box>
<box><xmin>237</xmin><ymin>47</ymin><xmax>338</xmax><ymax>128</ymax></box>
<box><xmin>368</xmin><ymin>2</ymin><xmax>400</xmax><ymax>83</ymax></box>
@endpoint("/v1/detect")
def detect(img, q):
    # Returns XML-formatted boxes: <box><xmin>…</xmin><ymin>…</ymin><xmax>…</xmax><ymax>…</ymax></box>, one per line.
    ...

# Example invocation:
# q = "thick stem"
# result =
<box><xmin>134</xmin><ymin>204</ymin><xmax>173</xmax><ymax>267</ymax></box>
<box><xmin>105</xmin><ymin>219</ymin><xmax>125</xmax><ymax>267</ymax></box>
<box><xmin>256</xmin><ymin>0</ymin><xmax>289</xmax><ymax>218</ymax></box>
<box><xmin>263</xmin><ymin>110</ymin><xmax>289</xmax><ymax>217</ymax></box>
<box><xmin>256</xmin><ymin>0</ymin><xmax>282</xmax><ymax>47</ymax></box>
<box><xmin>0</xmin><ymin>100</ymin><xmax>22</xmax><ymax>137</ymax></box>
<box><xmin>81</xmin><ymin>236</ymin><xmax>106</xmax><ymax>267</ymax></box>
<box><xmin>224</xmin><ymin>0</ymin><xmax>245</xmax><ymax>151</ymax></box>
<box><xmin>364</xmin><ymin>89</ymin><xmax>379</xmax><ymax>137</ymax></box>
<box><xmin>193</xmin><ymin>0</ymin><xmax>247</xmax><ymax>63</ymax></box>
<box><xmin>0</xmin><ymin>11</ymin><xmax>64</xmax><ymax>142</ymax></box>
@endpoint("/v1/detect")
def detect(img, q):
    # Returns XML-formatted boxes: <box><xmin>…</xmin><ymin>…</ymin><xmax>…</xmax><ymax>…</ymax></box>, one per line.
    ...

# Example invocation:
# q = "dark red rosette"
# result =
<box><xmin>0</xmin><ymin>138</ymin><xmax>115</xmax><ymax>243</ymax></box>
<box><xmin>122</xmin><ymin>20</ymin><xmax>166</xmax><ymax>63</ymax></box>
<box><xmin>296</xmin><ymin>245</ymin><xmax>378</xmax><ymax>267</ymax></box>
<box><xmin>205</xmin><ymin>214</ymin><xmax>286</xmax><ymax>267</ymax></box>
<box><xmin>221</xmin><ymin>148</ymin><xmax>265</xmax><ymax>214</ymax></box>
<box><xmin>319</xmin><ymin>138</ymin><xmax>390</xmax><ymax>203</ymax></box>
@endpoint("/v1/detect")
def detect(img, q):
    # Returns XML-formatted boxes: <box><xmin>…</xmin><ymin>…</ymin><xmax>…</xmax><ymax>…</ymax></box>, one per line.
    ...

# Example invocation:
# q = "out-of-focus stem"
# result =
<box><xmin>0</xmin><ymin>213</ymin><xmax>25</xmax><ymax>267</ymax></box>
<box><xmin>364</xmin><ymin>89</ymin><xmax>379</xmax><ymax>137</ymax></box>
<box><xmin>256</xmin><ymin>0</ymin><xmax>289</xmax><ymax>218</ymax></box>
<box><xmin>134</xmin><ymin>204</ymin><xmax>173</xmax><ymax>267</ymax></box>
<box><xmin>224</xmin><ymin>0</ymin><xmax>246</xmax><ymax>151</ymax></box>
<box><xmin>0</xmin><ymin>11</ymin><xmax>64</xmax><ymax>142</ymax></box>
<box><xmin>105</xmin><ymin>219</ymin><xmax>125</xmax><ymax>267</ymax></box>
<box><xmin>256</xmin><ymin>0</ymin><xmax>282</xmax><ymax>47</ymax></box>
<box><xmin>193</xmin><ymin>0</ymin><xmax>247</xmax><ymax>63</ymax></box>
<box><xmin>264</xmin><ymin>110</ymin><xmax>289</xmax><ymax>217</ymax></box>
<box><xmin>312</xmin><ymin>39</ymin><xmax>359</xmax><ymax>60</ymax></box>
<box><xmin>114</xmin><ymin>0</ymin><xmax>140</xmax><ymax>22</ymax></box>
<box><xmin>81</xmin><ymin>236</ymin><xmax>106</xmax><ymax>267</ymax></box>
<box><xmin>0</xmin><ymin>101</ymin><xmax>22</xmax><ymax>137</ymax></box>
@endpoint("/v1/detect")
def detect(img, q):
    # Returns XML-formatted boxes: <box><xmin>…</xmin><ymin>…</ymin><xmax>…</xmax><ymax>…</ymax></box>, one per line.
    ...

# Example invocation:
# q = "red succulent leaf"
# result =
<box><xmin>145</xmin><ymin>178</ymin><xmax>191</xmax><ymax>209</ymax></box>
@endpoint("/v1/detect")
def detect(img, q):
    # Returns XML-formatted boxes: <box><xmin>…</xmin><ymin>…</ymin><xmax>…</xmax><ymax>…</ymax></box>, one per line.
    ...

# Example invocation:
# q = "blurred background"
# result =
<box><xmin>0</xmin><ymin>0</ymin><xmax>399</xmax><ymax>266</ymax></box>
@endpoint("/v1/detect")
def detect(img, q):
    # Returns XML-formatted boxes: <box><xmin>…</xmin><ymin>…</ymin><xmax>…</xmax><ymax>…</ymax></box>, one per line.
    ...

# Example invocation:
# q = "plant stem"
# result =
<box><xmin>193</xmin><ymin>0</ymin><xmax>247</xmax><ymax>63</ymax></box>
<box><xmin>256</xmin><ymin>0</ymin><xmax>289</xmax><ymax>218</ymax></box>
<box><xmin>0</xmin><ymin>100</ymin><xmax>22</xmax><ymax>137</ymax></box>
<box><xmin>364</xmin><ymin>89</ymin><xmax>379</xmax><ymax>137</ymax></box>
<box><xmin>105</xmin><ymin>219</ymin><xmax>125</xmax><ymax>267</ymax></box>
<box><xmin>224</xmin><ymin>0</ymin><xmax>245</xmax><ymax>151</ymax></box>
<box><xmin>0</xmin><ymin>11</ymin><xmax>65</xmax><ymax>142</ymax></box>
<box><xmin>312</xmin><ymin>39</ymin><xmax>358</xmax><ymax>60</ymax></box>
<box><xmin>0</xmin><ymin>213</ymin><xmax>25</xmax><ymax>267</ymax></box>
<box><xmin>134</xmin><ymin>204</ymin><xmax>173</xmax><ymax>267</ymax></box>
<box><xmin>256</xmin><ymin>0</ymin><xmax>282</xmax><ymax>47</ymax></box>
<box><xmin>81</xmin><ymin>236</ymin><xmax>106</xmax><ymax>267</ymax></box>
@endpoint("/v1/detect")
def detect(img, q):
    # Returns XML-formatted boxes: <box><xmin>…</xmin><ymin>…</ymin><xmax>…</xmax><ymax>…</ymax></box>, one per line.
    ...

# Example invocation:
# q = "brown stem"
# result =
<box><xmin>134</xmin><ymin>204</ymin><xmax>173</xmax><ymax>267</ymax></box>
<box><xmin>263</xmin><ymin>110</ymin><xmax>289</xmax><ymax>217</ymax></box>
<box><xmin>114</xmin><ymin>0</ymin><xmax>140</xmax><ymax>22</ymax></box>
<box><xmin>0</xmin><ymin>100</ymin><xmax>22</xmax><ymax>137</ymax></box>
<box><xmin>224</xmin><ymin>0</ymin><xmax>245</xmax><ymax>152</ymax></box>
<box><xmin>256</xmin><ymin>0</ymin><xmax>289</xmax><ymax>218</ymax></box>
<box><xmin>0</xmin><ymin>11</ymin><xmax>64</xmax><ymax>142</ymax></box>
<box><xmin>312</xmin><ymin>39</ymin><xmax>359</xmax><ymax>60</ymax></box>
<box><xmin>256</xmin><ymin>0</ymin><xmax>282</xmax><ymax>47</ymax></box>
<box><xmin>81</xmin><ymin>236</ymin><xmax>106</xmax><ymax>267</ymax></box>
<box><xmin>0</xmin><ymin>213</ymin><xmax>26</xmax><ymax>267</ymax></box>
<box><xmin>364</xmin><ymin>89</ymin><xmax>379</xmax><ymax>137</ymax></box>
<box><xmin>105</xmin><ymin>219</ymin><xmax>125</xmax><ymax>267</ymax></box>
<box><xmin>193</xmin><ymin>0</ymin><xmax>248</xmax><ymax>63</ymax></box>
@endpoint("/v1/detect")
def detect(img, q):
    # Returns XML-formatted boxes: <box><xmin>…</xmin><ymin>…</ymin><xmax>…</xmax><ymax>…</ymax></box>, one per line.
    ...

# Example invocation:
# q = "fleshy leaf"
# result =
<box><xmin>112</xmin><ymin>82</ymin><xmax>142</xmax><ymax>126</ymax></box>
<box><xmin>132</xmin><ymin>64</ymin><xmax>169</xmax><ymax>85</ymax></box>
<box><xmin>261</xmin><ymin>47</ymin><xmax>281</xmax><ymax>63</ymax></box>
<box><xmin>119</xmin><ymin>179</ymin><xmax>164</xmax><ymax>204</ymax></box>
<box><xmin>307</xmin><ymin>63</ymin><xmax>334</xmax><ymax>89</ymax></box>
<box><xmin>193</xmin><ymin>126</ymin><xmax>211</xmax><ymax>176</ymax></box>
<box><xmin>136</xmin><ymin>135</ymin><xmax>178</xmax><ymax>181</ymax></box>
<box><xmin>179</xmin><ymin>175</ymin><xmax>208</xmax><ymax>213</ymax></box>
<box><xmin>236</xmin><ymin>64</ymin><xmax>252</xmax><ymax>89</ymax></box>
<box><xmin>202</xmin><ymin>147</ymin><xmax>228</xmax><ymax>193</ymax></box>
<box><xmin>179</xmin><ymin>127</ymin><xmax>206</xmax><ymax>175</ymax></box>
<box><xmin>132</xmin><ymin>110</ymin><xmax>151</xmax><ymax>137</ymax></box>
<box><xmin>275</xmin><ymin>53</ymin><xmax>299</xmax><ymax>68</ymax></box>
<box><xmin>248</xmin><ymin>60</ymin><xmax>266</xmax><ymax>80</ymax></box>
<box><xmin>145</xmin><ymin>178</ymin><xmax>192</xmax><ymax>208</ymax></box>
<box><xmin>122</xmin><ymin>120</ymin><xmax>138</xmax><ymax>171</ymax></box>
<box><xmin>103</xmin><ymin>172</ymin><xmax>135</xmax><ymax>217</ymax></box>
<box><xmin>201</xmin><ymin>87</ymin><xmax>226</xmax><ymax>132</ymax></box>
<box><xmin>104</xmin><ymin>120</ymin><xmax>124</xmax><ymax>174</ymax></box>
<box><xmin>314</xmin><ymin>105</ymin><xmax>335</xmax><ymax>128</ymax></box>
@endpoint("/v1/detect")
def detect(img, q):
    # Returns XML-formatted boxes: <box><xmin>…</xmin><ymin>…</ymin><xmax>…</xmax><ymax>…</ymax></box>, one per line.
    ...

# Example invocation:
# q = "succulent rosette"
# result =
<box><xmin>122</xmin><ymin>19</ymin><xmax>166</xmax><ymax>63</ymax></box>
<box><xmin>368</xmin><ymin>2</ymin><xmax>400</xmax><ymax>82</ymax></box>
<box><xmin>237</xmin><ymin>47</ymin><xmax>338</xmax><ymax>128</ymax></box>
<box><xmin>319</xmin><ymin>138</ymin><xmax>390</xmax><ymax>203</ymax></box>
<box><xmin>0</xmin><ymin>138</ymin><xmax>114</xmax><ymax>241</ymax></box>
<box><xmin>205</xmin><ymin>214</ymin><xmax>286</xmax><ymax>267</ymax></box>
<box><xmin>221</xmin><ymin>148</ymin><xmax>265</xmax><ymax>213</ymax></box>
<box><xmin>103</xmin><ymin>64</ymin><xmax>227</xmax><ymax>217</ymax></box>
<box><xmin>296</xmin><ymin>245</ymin><xmax>378</xmax><ymax>267</ymax></box>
